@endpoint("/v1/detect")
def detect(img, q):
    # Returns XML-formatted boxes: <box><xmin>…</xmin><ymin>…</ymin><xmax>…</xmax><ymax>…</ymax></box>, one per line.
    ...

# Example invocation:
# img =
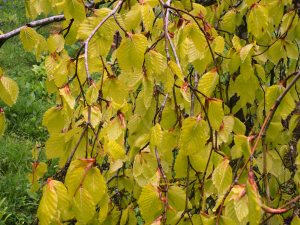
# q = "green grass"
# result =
<box><xmin>0</xmin><ymin>136</ymin><xmax>39</xmax><ymax>225</ymax></box>
<box><xmin>0</xmin><ymin>0</ymin><xmax>52</xmax><ymax>224</ymax></box>
<box><xmin>0</xmin><ymin>0</ymin><xmax>51</xmax><ymax>140</ymax></box>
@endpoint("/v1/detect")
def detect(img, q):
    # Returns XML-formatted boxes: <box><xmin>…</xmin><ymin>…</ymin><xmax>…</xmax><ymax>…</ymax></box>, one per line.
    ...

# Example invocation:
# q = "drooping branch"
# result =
<box><xmin>163</xmin><ymin>4</ymin><xmax>217</xmax><ymax>69</ymax></box>
<box><xmin>159</xmin><ymin>0</ymin><xmax>182</xmax><ymax>71</ymax></box>
<box><xmin>83</xmin><ymin>0</ymin><xmax>123</xmax><ymax>126</ymax></box>
<box><xmin>0</xmin><ymin>15</ymin><xmax>65</xmax><ymax>47</ymax></box>
<box><xmin>84</xmin><ymin>0</ymin><xmax>123</xmax><ymax>81</ymax></box>
<box><xmin>215</xmin><ymin>70</ymin><xmax>300</xmax><ymax>224</ymax></box>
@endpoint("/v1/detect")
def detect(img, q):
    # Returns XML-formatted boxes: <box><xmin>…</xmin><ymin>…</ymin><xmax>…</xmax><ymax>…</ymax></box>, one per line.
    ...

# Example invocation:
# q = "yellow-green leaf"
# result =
<box><xmin>198</xmin><ymin>70</ymin><xmax>219</xmax><ymax>97</ymax></box>
<box><xmin>212</xmin><ymin>158</ymin><xmax>232</xmax><ymax>195</ymax></box>
<box><xmin>0</xmin><ymin>76</ymin><xmax>19</xmax><ymax>106</ymax></box>
<box><xmin>116</xmin><ymin>34</ymin><xmax>148</xmax><ymax>72</ymax></box>
<box><xmin>213</xmin><ymin>36</ymin><xmax>225</xmax><ymax>54</ymax></box>
<box><xmin>247</xmin><ymin>179</ymin><xmax>262</xmax><ymax>225</ymax></box>
<box><xmin>83</xmin><ymin>167</ymin><xmax>106</xmax><ymax>205</ymax></box>
<box><xmin>180</xmin><ymin>117</ymin><xmax>210</xmax><ymax>155</ymax></box>
<box><xmin>138</xmin><ymin>184</ymin><xmax>163</xmax><ymax>224</ymax></box>
<box><xmin>37</xmin><ymin>180</ymin><xmax>58</xmax><ymax>225</ymax></box>
<box><xmin>247</xmin><ymin>4</ymin><xmax>268</xmax><ymax>38</ymax></box>
<box><xmin>168</xmin><ymin>60</ymin><xmax>184</xmax><ymax>81</ymax></box>
<box><xmin>208</xmin><ymin>99</ymin><xmax>224</xmax><ymax>130</ymax></box>
<box><xmin>141</xmin><ymin>4</ymin><xmax>155</xmax><ymax>32</ymax></box>
<box><xmin>150</xmin><ymin>123</ymin><xmax>162</xmax><ymax>149</ymax></box>
<box><xmin>47</xmin><ymin>34</ymin><xmax>65</xmax><ymax>53</ymax></box>
<box><xmin>73</xmin><ymin>187</ymin><xmax>96</xmax><ymax>223</ymax></box>
<box><xmin>240</xmin><ymin>44</ymin><xmax>253</xmax><ymax>62</ymax></box>
<box><xmin>64</xmin><ymin>0</ymin><xmax>86</xmax><ymax>21</ymax></box>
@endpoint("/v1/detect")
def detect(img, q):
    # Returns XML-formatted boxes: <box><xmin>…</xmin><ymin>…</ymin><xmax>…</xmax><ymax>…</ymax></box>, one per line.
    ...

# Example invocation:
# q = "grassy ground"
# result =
<box><xmin>0</xmin><ymin>0</ymin><xmax>51</xmax><ymax>224</ymax></box>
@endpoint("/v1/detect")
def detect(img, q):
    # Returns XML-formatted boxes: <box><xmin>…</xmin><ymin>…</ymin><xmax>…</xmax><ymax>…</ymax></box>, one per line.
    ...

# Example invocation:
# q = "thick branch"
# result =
<box><xmin>0</xmin><ymin>15</ymin><xmax>65</xmax><ymax>46</ymax></box>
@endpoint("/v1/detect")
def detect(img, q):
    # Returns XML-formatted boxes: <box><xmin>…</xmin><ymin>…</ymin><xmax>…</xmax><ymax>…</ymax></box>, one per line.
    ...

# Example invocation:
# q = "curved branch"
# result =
<box><xmin>215</xmin><ymin>70</ymin><xmax>300</xmax><ymax>224</ymax></box>
<box><xmin>84</xmin><ymin>0</ymin><xmax>123</xmax><ymax>81</ymax></box>
<box><xmin>261</xmin><ymin>195</ymin><xmax>300</xmax><ymax>224</ymax></box>
<box><xmin>0</xmin><ymin>15</ymin><xmax>65</xmax><ymax>46</ymax></box>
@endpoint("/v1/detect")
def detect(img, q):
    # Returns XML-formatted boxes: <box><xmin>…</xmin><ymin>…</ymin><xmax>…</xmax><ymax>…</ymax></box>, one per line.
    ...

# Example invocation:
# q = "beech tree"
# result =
<box><xmin>0</xmin><ymin>0</ymin><xmax>300</xmax><ymax>224</ymax></box>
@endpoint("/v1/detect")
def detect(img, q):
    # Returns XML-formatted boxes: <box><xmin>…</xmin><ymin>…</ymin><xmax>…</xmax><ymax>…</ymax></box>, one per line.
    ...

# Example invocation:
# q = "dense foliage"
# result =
<box><xmin>0</xmin><ymin>0</ymin><xmax>300</xmax><ymax>224</ymax></box>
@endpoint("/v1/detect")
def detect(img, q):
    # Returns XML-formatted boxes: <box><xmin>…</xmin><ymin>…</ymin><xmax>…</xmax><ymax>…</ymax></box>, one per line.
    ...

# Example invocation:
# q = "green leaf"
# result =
<box><xmin>150</xmin><ymin>123</ymin><xmax>162</xmax><ymax>150</ymax></box>
<box><xmin>198</xmin><ymin>70</ymin><xmax>219</xmax><ymax>97</ymax></box>
<box><xmin>232</xmin><ymin>35</ymin><xmax>242</xmax><ymax>52</ymax></box>
<box><xmin>0</xmin><ymin>76</ymin><xmax>19</xmax><ymax>107</ymax></box>
<box><xmin>64</xmin><ymin>0</ymin><xmax>86</xmax><ymax>21</ymax></box>
<box><xmin>138</xmin><ymin>184</ymin><xmax>163</xmax><ymax>224</ymax></box>
<box><xmin>73</xmin><ymin>187</ymin><xmax>96</xmax><ymax>223</ymax></box>
<box><xmin>233</xmin><ymin>117</ymin><xmax>246</xmax><ymax>135</ymax></box>
<box><xmin>52</xmin><ymin>180</ymin><xmax>72</xmax><ymax>221</ymax></box>
<box><xmin>85</xmin><ymin>83</ymin><xmax>99</xmax><ymax>105</ymax></box>
<box><xmin>42</xmin><ymin>106</ymin><xmax>66</xmax><ymax>134</ymax></box>
<box><xmin>116</xmin><ymin>34</ymin><xmax>148</xmax><ymax>72</ymax></box>
<box><xmin>83</xmin><ymin>167</ymin><xmax>106</xmax><ymax>205</ymax></box>
<box><xmin>212</xmin><ymin>158</ymin><xmax>232</xmax><ymax>195</ymax></box>
<box><xmin>60</xmin><ymin>86</ymin><xmax>75</xmax><ymax>109</ymax></box>
<box><xmin>168</xmin><ymin>60</ymin><xmax>184</xmax><ymax>81</ymax></box>
<box><xmin>284</xmin><ymin>41</ymin><xmax>299</xmax><ymax>59</ymax></box>
<box><xmin>124</xmin><ymin>3</ymin><xmax>142</xmax><ymax>31</ymax></box>
<box><xmin>218</xmin><ymin>116</ymin><xmax>234</xmax><ymax>143</ymax></box>
<box><xmin>133</xmin><ymin>151</ymin><xmax>158</xmax><ymax>187</ymax></box>
<box><xmin>141</xmin><ymin>4</ymin><xmax>155</xmax><ymax>32</ymax></box>
<box><xmin>231</xmin><ymin>135</ymin><xmax>251</xmax><ymax>159</ymax></box>
<box><xmin>47</xmin><ymin>34</ymin><xmax>65</xmax><ymax>53</ymax></box>
<box><xmin>233</xmin><ymin>72</ymin><xmax>259</xmax><ymax>105</ymax></box>
<box><xmin>266</xmin><ymin>85</ymin><xmax>295</xmax><ymax>120</ymax></box>
<box><xmin>240</xmin><ymin>44</ymin><xmax>253</xmax><ymax>62</ymax></box>
<box><xmin>189</xmin><ymin>23</ymin><xmax>207</xmax><ymax>54</ymax></box>
<box><xmin>98</xmin><ymin>193</ymin><xmax>109</xmax><ymax>223</ymax></box>
<box><xmin>280</xmin><ymin>11</ymin><xmax>298</xmax><ymax>35</ymax></box>
<box><xmin>37</xmin><ymin>180</ymin><xmax>58</xmax><ymax>225</ymax></box>
<box><xmin>291</xmin><ymin>216</ymin><xmax>300</xmax><ymax>225</ymax></box>
<box><xmin>234</xmin><ymin>196</ymin><xmax>248</xmax><ymax>222</ymax></box>
<box><xmin>189</xmin><ymin>144</ymin><xmax>212</xmax><ymax>173</ymax></box>
<box><xmin>174</xmin><ymin>150</ymin><xmax>188</xmax><ymax>178</ymax></box>
<box><xmin>168</xmin><ymin>186</ymin><xmax>186</xmax><ymax>212</ymax></box>
<box><xmin>220</xmin><ymin>9</ymin><xmax>237</xmax><ymax>33</ymax></box>
<box><xmin>268</xmin><ymin>40</ymin><xmax>285</xmax><ymax>64</ymax></box>
<box><xmin>208</xmin><ymin>99</ymin><xmax>224</xmax><ymax>130</ymax></box>
<box><xmin>213</xmin><ymin>36</ymin><xmax>225</xmax><ymax>53</ymax></box>
<box><xmin>20</xmin><ymin>26</ymin><xmax>46</xmax><ymax>51</ymax></box>
<box><xmin>180</xmin><ymin>117</ymin><xmax>210</xmax><ymax>155</ymax></box>
<box><xmin>247</xmin><ymin>4</ymin><xmax>268</xmax><ymax>38</ymax></box>
<box><xmin>247</xmin><ymin>180</ymin><xmax>262</xmax><ymax>225</ymax></box>
<box><xmin>102</xmin><ymin>77</ymin><xmax>127</xmax><ymax>106</ymax></box>
<box><xmin>105</xmin><ymin>140</ymin><xmax>126</xmax><ymax>161</ymax></box>
<box><xmin>145</xmin><ymin>50</ymin><xmax>167</xmax><ymax>78</ymax></box>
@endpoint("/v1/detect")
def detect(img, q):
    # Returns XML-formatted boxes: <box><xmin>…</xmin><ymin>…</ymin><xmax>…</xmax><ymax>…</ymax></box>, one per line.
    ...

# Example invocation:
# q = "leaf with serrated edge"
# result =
<box><xmin>212</xmin><ymin>158</ymin><xmax>232</xmax><ymax>195</ymax></box>
<box><xmin>138</xmin><ymin>184</ymin><xmax>163</xmax><ymax>224</ymax></box>
<box><xmin>37</xmin><ymin>180</ymin><xmax>58</xmax><ymax>225</ymax></box>
<box><xmin>0</xmin><ymin>76</ymin><xmax>19</xmax><ymax>106</ymax></box>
